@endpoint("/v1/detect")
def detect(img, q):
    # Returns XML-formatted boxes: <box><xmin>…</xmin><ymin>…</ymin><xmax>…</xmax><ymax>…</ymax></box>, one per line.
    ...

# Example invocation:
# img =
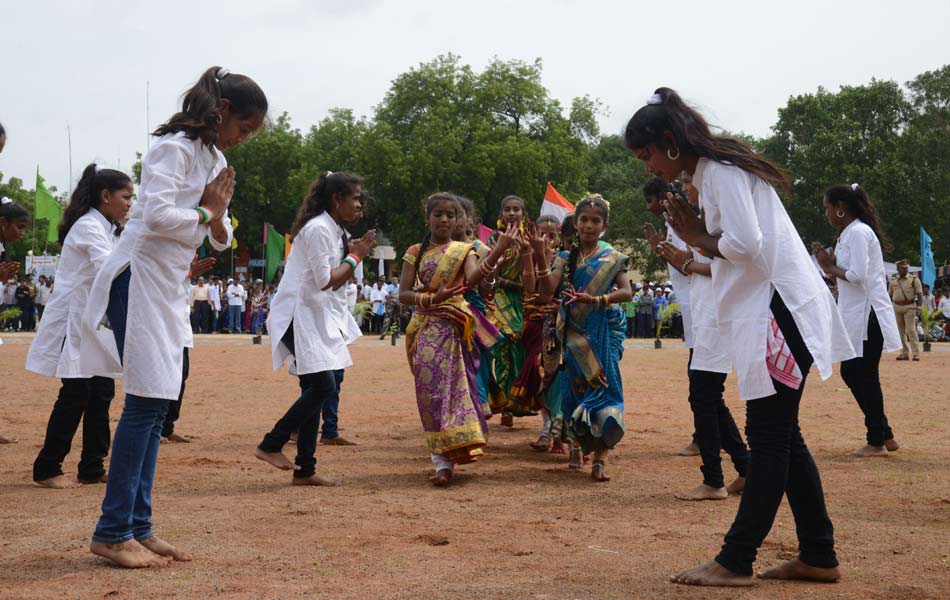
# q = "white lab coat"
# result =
<box><xmin>27</xmin><ymin>209</ymin><xmax>119</xmax><ymax>378</ymax></box>
<box><xmin>267</xmin><ymin>212</ymin><xmax>361</xmax><ymax>376</ymax></box>
<box><xmin>80</xmin><ymin>132</ymin><xmax>231</xmax><ymax>400</ymax></box>
<box><xmin>686</xmin><ymin>248</ymin><xmax>732</xmax><ymax>373</ymax></box>
<box><xmin>831</xmin><ymin>219</ymin><xmax>902</xmax><ymax>357</ymax></box>
<box><xmin>694</xmin><ymin>158</ymin><xmax>854</xmax><ymax>400</ymax></box>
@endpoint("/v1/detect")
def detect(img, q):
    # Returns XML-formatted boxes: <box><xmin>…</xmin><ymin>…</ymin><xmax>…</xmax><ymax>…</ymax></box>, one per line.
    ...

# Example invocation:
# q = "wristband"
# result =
<box><xmin>680</xmin><ymin>257</ymin><xmax>694</xmax><ymax>275</ymax></box>
<box><xmin>343</xmin><ymin>256</ymin><xmax>358</xmax><ymax>270</ymax></box>
<box><xmin>195</xmin><ymin>207</ymin><xmax>213</xmax><ymax>224</ymax></box>
<box><xmin>346</xmin><ymin>253</ymin><xmax>362</xmax><ymax>265</ymax></box>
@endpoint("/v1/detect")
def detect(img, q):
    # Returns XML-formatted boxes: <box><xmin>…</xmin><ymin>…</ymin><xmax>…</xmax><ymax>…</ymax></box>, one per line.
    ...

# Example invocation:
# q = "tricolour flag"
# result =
<box><xmin>539</xmin><ymin>181</ymin><xmax>573</xmax><ymax>224</ymax></box>
<box><xmin>35</xmin><ymin>170</ymin><xmax>63</xmax><ymax>243</ymax></box>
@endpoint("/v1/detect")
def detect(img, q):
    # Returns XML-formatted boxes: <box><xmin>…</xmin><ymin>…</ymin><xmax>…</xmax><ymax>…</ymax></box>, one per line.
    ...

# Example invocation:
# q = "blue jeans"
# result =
<box><xmin>94</xmin><ymin>267</ymin><xmax>173</xmax><ymax>544</ymax></box>
<box><xmin>319</xmin><ymin>370</ymin><xmax>345</xmax><ymax>439</ymax></box>
<box><xmin>227</xmin><ymin>305</ymin><xmax>242</xmax><ymax>332</ymax></box>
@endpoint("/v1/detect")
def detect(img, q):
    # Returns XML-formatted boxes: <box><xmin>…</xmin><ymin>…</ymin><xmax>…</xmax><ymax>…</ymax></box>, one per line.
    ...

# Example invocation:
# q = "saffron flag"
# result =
<box><xmin>230</xmin><ymin>214</ymin><xmax>239</xmax><ymax>250</ymax></box>
<box><xmin>264</xmin><ymin>223</ymin><xmax>284</xmax><ymax>284</ymax></box>
<box><xmin>35</xmin><ymin>170</ymin><xmax>62</xmax><ymax>243</ymax></box>
<box><xmin>539</xmin><ymin>181</ymin><xmax>574</xmax><ymax>224</ymax></box>
<box><xmin>921</xmin><ymin>227</ymin><xmax>936</xmax><ymax>288</ymax></box>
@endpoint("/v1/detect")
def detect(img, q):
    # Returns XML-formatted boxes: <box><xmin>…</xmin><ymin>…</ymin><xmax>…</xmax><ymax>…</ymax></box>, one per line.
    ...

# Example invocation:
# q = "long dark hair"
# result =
<box><xmin>289</xmin><ymin>171</ymin><xmax>364</xmax><ymax>241</ymax></box>
<box><xmin>153</xmin><ymin>66</ymin><xmax>268</xmax><ymax>148</ymax></box>
<box><xmin>59</xmin><ymin>164</ymin><xmax>131</xmax><ymax>243</ymax></box>
<box><xmin>625</xmin><ymin>87</ymin><xmax>790</xmax><ymax>195</ymax></box>
<box><xmin>826</xmin><ymin>184</ymin><xmax>892</xmax><ymax>252</ymax></box>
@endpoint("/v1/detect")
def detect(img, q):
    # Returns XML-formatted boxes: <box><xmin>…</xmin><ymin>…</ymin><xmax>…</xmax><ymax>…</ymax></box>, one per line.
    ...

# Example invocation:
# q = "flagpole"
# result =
<box><xmin>32</xmin><ymin>165</ymin><xmax>37</xmax><ymax>255</ymax></box>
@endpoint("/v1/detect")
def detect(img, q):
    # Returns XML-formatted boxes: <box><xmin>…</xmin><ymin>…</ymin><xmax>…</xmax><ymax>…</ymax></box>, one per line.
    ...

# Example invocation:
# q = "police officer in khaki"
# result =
<box><xmin>888</xmin><ymin>259</ymin><xmax>922</xmax><ymax>361</ymax></box>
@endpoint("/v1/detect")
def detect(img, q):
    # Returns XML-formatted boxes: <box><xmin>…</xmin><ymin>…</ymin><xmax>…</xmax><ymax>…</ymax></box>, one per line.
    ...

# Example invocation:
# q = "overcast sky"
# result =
<box><xmin>1</xmin><ymin>0</ymin><xmax>947</xmax><ymax>194</ymax></box>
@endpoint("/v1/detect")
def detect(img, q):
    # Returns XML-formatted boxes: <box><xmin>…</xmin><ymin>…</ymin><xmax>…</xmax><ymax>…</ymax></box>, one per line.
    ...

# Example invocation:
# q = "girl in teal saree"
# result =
<box><xmin>537</xmin><ymin>196</ymin><xmax>632</xmax><ymax>482</ymax></box>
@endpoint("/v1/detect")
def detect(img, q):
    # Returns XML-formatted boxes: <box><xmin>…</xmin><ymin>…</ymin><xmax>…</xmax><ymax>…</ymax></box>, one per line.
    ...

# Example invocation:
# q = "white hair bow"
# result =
<box><xmin>646</xmin><ymin>93</ymin><xmax>663</xmax><ymax>106</ymax></box>
<box><xmin>215</xmin><ymin>68</ymin><xmax>230</xmax><ymax>81</ymax></box>
<box><xmin>94</xmin><ymin>164</ymin><xmax>104</xmax><ymax>173</ymax></box>
<box><xmin>850</xmin><ymin>183</ymin><xmax>859</xmax><ymax>191</ymax></box>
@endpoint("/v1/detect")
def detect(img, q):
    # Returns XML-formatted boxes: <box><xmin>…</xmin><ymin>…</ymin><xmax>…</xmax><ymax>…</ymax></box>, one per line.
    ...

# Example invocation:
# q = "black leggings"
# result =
<box><xmin>839</xmin><ymin>311</ymin><xmax>894</xmax><ymax>446</ymax></box>
<box><xmin>715</xmin><ymin>293</ymin><xmax>837</xmax><ymax>576</ymax></box>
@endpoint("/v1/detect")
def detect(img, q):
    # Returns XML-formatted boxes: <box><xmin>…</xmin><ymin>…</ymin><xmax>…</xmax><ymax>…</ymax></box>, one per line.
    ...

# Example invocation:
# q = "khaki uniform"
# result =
<box><xmin>888</xmin><ymin>274</ymin><xmax>922</xmax><ymax>357</ymax></box>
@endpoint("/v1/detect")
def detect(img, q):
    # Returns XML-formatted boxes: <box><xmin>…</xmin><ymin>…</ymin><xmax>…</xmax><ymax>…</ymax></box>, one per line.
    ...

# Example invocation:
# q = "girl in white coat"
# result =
<box><xmin>27</xmin><ymin>164</ymin><xmax>132</xmax><ymax>488</ymax></box>
<box><xmin>813</xmin><ymin>184</ymin><xmax>902</xmax><ymax>457</ymax></box>
<box><xmin>82</xmin><ymin>67</ymin><xmax>266</xmax><ymax>569</ymax></box>
<box><xmin>256</xmin><ymin>172</ymin><xmax>375</xmax><ymax>485</ymax></box>
<box><xmin>627</xmin><ymin>88</ymin><xmax>854</xmax><ymax>587</ymax></box>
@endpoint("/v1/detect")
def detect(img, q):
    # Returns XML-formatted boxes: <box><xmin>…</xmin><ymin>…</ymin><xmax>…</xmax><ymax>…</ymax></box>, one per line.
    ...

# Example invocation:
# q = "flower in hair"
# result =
<box><xmin>850</xmin><ymin>183</ymin><xmax>859</xmax><ymax>191</ymax></box>
<box><xmin>646</xmin><ymin>93</ymin><xmax>663</xmax><ymax>106</ymax></box>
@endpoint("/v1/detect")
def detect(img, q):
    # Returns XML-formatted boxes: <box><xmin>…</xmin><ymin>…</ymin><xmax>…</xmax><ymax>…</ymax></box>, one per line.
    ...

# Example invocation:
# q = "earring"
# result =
<box><xmin>666</xmin><ymin>147</ymin><xmax>680</xmax><ymax>161</ymax></box>
<box><xmin>216</xmin><ymin>114</ymin><xmax>223</xmax><ymax>125</ymax></box>
<box><xmin>836</xmin><ymin>209</ymin><xmax>845</xmax><ymax>218</ymax></box>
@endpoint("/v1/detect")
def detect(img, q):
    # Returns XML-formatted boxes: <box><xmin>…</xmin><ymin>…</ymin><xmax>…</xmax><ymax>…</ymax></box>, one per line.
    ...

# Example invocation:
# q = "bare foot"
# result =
<box><xmin>90</xmin><ymin>539</ymin><xmax>168</xmax><ymax>568</ymax></box>
<box><xmin>676</xmin><ymin>483</ymin><xmax>728</xmax><ymax>501</ymax></box>
<box><xmin>430</xmin><ymin>469</ymin><xmax>453</xmax><ymax>487</ymax></box>
<box><xmin>321</xmin><ymin>436</ymin><xmax>357</xmax><ymax>446</ymax></box>
<box><xmin>254</xmin><ymin>447</ymin><xmax>300</xmax><ymax>470</ymax></box>
<box><xmin>671</xmin><ymin>560</ymin><xmax>755</xmax><ymax>587</ymax></box>
<box><xmin>140</xmin><ymin>535</ymin><xmax>193</xmax><ymax>561</ymax></box>
<box><xmin>163</xmin><ymin>432</ymin><xmax>191</xmax><ymax>443</ymax></box>
<box><xmin>529</xmin><ymin>435</ymin><xmax>552</xmax><ymax>452</ymax></box>
<box><xmin>0</xmin><ymin>433</ymin><xmax>17</xmax><ymax>444</ymax></box>
<box><xmin>674</xmin><ymin>441</ymin><xmax>700</xmax><ymax>457</ymax></box>
<box><xmin>758</xmin><ymin>558</ymin><xmax>841</xmax><ymax>583</ymax></box>
<box><xmin>550</xmin><ymin>438</ymin><xmax>566</xmax><ymax>454</ymax></box>
<box><xmin>292</xmin><ymin>473</ymin><xmax>338</xmax><ymax>486</ymax></box>
<box><xmin>591</xmin><ymin>460</ymin><xmax>610</xmax><ymax>482</ymax></box>
<box><xmin>849</xmin><ymin>444</ymin><xmax>888</xmax><ymax>458</ymax></box>
<box><xmin>77</xmin><ymin>474</ymin><xmax>108</xmax><ymax>485</ymax></box>
<box><xmin>287</xmin><ymin>432</ymin><xmax>297</xmax><ymax>446</ymax></box>
<box><xmin>726</xmin><ymin>476</ymin><xmax>746</xmax><ymax>495</ymax></box>
<box><xmin>884</xmin><ymin>438</ymin><xmax>899</xmax><ymax>452</ymax></box>
<box><xmin>35</xmin><ymin>475</ymin><xmax>81</xmax><ymax>489</ymax></box>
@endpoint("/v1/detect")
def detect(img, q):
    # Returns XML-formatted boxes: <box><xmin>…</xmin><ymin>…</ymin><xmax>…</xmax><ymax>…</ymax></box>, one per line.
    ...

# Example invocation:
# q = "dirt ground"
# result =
<box><xmin>1</xmin><ymin>333</ymin><xmax>948</xmax><ymax>600</ymax></box>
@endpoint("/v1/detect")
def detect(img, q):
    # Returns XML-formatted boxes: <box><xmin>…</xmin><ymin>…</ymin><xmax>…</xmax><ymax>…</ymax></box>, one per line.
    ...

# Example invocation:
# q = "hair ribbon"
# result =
<box><xmin>646</xmin><ymin>93</ymin><xmax>663</xmax><ymax>106</ymax></box>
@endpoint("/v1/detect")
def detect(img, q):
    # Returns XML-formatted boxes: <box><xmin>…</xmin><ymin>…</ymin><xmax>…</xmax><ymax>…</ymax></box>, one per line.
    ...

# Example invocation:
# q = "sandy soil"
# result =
<box><xmin>1</xmin><ymin>333</ymin><xmax>948</xmax><ymax>600</ymax></box>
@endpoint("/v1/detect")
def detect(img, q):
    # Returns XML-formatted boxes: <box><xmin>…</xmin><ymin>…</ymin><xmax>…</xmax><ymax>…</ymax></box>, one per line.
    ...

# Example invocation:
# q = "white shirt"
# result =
<box><xmin>27</xmin><ymin>209</ymin><xmax>120</xmax><ymax>378</ymax></box>
<box><xmin>686</xmin><ymin>246</ymin><xmax>732</xmax><ymax>373</ymax></box>
<box><xmin>694</xmin><ymin>158</ymin><xmax>854</xmax><ymax>400</ymax></box>
<box><xmin>227</xmin><ymin>283</ymin><xmax>246</xmax><ymax>306</ymax></box>
<box><xmin>938</xmin><ymin>296</ymin><xmax>950</xmax><ymax>319</ymax></box>
<box><xmin>35</xmin><ymin>283</ymin><xmax>52</xmax><ymax>306</ymax></box>
<box><xmin>267</xmin><ymin>212</ymin><xmax>361</xmax><ymax>375</ymax></box>
<box><xmin>921</xmin><ymin>294</ymin><xmax>936</xmax><ymax>312</ymax></box>
<box><xmin>2</xmin><ymin>282</ymin><xmax>15</xmax><ymax>305</ymax></box>
<box><xmin>830</xmin><ymin>219</ymin><xmax>902</xmax><ymax>357</ymax></box>
<box><xmin>208</xmin><ymin>282</ymin><xmax>221</xmax><ymax>311</ymax></box>
<box><xmin>80</xmin><ymin>132</ymin><xmax>232</xmax><ymax>400</ymax></box>
<box><xmin>371</xmin><ymin>285</ymin><xmax>387</xmax><ymax>306</ymax></box>
<box><xmin>665</xmin><ymin>227</ymin><xmax>693</xmax><ymax>347</ymax></box>
<box><xmin>361</xmin><ymin>284</ymin><xmax>373</xmax><ymax>301</ymax></box>
<box><xmin>345</xmin><ymin>282</ymin><xmax>358</xmax><ymax>313</ymax></box>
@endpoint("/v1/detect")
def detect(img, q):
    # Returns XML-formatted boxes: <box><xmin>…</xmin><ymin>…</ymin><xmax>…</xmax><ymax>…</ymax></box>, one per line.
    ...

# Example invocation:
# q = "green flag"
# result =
<box><xmin>264</xmin><ymin>223</ymin><xmax>284</xmax><ymax>284</ymax></box>
<box><xmin>34</xmin><ymin>170</ymin><xmax>62</xmax><ymax>243</ymax></box>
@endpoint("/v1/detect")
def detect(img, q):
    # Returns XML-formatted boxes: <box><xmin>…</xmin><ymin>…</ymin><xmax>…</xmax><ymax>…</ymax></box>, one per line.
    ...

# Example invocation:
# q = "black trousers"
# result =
<box><xmin>258</xmin><ymin>324</ymin><xmax>339</xmax><ymax>478</ymax></box>
<box><xmin>162</xmin><ymin>348</ymin><xmax>189</xmax><ymax>438</ymax></box>
<box><xmin>194</xmin><ymin>300</ymin><xmax>211</xmax><ymax>333</ymax></box>
<box><xmin>33</xmin><ymin>376</ymin><xmax>115</xmax><ymax>482</ymax></box>
<box><xmin>840</xmin><ymin>311</ymin><xmax>893</xmax><ymax>447</ymax></box>
<box><xmin>688</xmin><ymin>351</ymin><xmax>749</xmax><ymax>488</ymax></box>
<box><xmin>715</xmin><ymin>293</ymin><xmax>837</xmax><ymax>576</ymax></box>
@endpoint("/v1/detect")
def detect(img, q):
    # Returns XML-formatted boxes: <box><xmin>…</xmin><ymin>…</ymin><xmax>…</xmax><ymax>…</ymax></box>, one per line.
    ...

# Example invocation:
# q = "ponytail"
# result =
<box><xmin>289</xmin><ymin>171</ymin><xmax>364</xmax><ymax>240</ymax></box>
<box><xmin>625</xmin><ymin>87</ymin><xmax>791</xmax><ymax>195</ymax></box>
<box><xmin>825</xmin><ymin>183</ymin><xmax>892</xmax><ymax>252</ymax></box>
<box><xmin>154</xmin><ymin>66</ymin><xmax>268</xmax><ymax>147</ymax></box>
<box><xmin>59</xmin><ymin>163</ymin><xmax>132</xmax><ymax>243</ymax></box>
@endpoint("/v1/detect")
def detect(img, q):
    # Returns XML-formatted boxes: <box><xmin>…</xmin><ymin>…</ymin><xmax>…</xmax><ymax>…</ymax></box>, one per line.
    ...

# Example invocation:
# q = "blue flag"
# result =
<box><xmin>920</xmin><ymin>227</ymin><xmax>936</xmax><ymax>288</ymax></box>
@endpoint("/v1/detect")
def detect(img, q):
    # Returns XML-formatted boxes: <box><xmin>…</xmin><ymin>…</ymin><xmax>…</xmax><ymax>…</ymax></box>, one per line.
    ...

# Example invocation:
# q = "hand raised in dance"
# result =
<box><xmin>657</xmin><ymin>241</ymin><xmax>691</xmax><ymax>268</ymax></box>
<box><xmin>643</xmin><ymin>222</ymin><xmax>664</xmax><ymax>254</ymax></box>
<box><xmin>523</xmin><ymin>221</ymin><xmax>546</xmax><ymax>256</ymax></box>
<box><xmin>200</xmin><ymin>167</ymin><xmax>236</xmax><ymax>221</ymax></box>
<box><xmin>562</xmin><ymin>284</ymin><xmax>595</xmax><ymax>306</ymax></box>
<box><xmin>494</xmin><ymin>221</ymin><xmax>520</xmax><ymax>251</ymax></box>
<box><xmin>0</xmin><ymin>261</ymin><xmax>20</xmax><ymax>281</ymax></box>
<box><xmin>810</xmin><ymin>241</ymin><xmax>836</xmax><ymax>270</ymax></box>
<box><xmin>349</xmin><ymin>230</ymin><xmax>378</xmax><ymax>260</ymax></box>
<box><xmin>662</xmin><ymin>192</ymin><xmax>707</xmax><ymax>246</ymax></box>
<box><xmin>432</xmin><ymin>281</ymin><xmax>466</xmax><ymax>304</ymax></box>
<box><xmin>190</xmin><ymin>256</ymin><xmax>217</xmax><ymax>278</ymax></box>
